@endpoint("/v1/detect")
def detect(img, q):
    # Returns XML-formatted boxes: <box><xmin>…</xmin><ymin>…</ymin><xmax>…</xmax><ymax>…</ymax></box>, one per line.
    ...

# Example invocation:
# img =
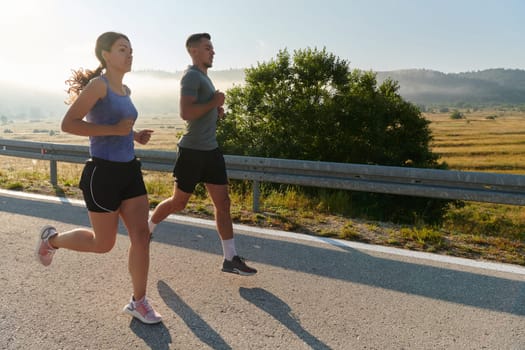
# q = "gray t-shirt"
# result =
<box><xmin>177</xmin><ymin>65</ymin><xmax>219</xmax><ymax>150</ymax></box>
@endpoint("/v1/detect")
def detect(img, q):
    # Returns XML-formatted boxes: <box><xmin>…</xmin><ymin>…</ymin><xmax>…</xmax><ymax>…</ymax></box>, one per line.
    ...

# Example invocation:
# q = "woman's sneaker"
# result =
<box><xmin>123</xmin><ymin>296</ymin><xmax>162</xmax><ymax>324</ymax></box>
<box><xmin>222</xmin><ymin>256</ymin><xmax>257</xmax><ymax>276</ymax></box>
<box><xmin>35</xmin><ymin>225</ymin><xmax>58</xmax><ymax>266</ymax></box>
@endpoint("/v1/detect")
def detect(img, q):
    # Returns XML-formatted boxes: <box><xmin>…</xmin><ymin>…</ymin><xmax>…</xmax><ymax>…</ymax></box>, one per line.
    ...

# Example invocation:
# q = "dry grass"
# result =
<box><xmin>425</xmin><ymin>109</ymin><xmax>525</xmax><ymax>173</ymax></box>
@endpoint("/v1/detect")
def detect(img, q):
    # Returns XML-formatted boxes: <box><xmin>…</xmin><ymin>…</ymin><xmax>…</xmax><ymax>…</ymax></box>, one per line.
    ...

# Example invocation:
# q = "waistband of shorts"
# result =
<box><xmin>178</xmin><ymin>146</ymin><xmax>220</xmax><ymax>154</ymax></box>
<box><xmin>90</xmin><ymin>156</ymin><xmax>138</xmax><ymax>167</ymax></box>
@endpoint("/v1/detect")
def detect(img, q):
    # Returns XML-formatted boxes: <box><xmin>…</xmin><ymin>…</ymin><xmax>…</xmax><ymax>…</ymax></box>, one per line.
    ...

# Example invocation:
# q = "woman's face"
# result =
<box><xmin>104</xmin><ymin>37</ymin><xmax>133</xmax><ymax>73</ymax></box>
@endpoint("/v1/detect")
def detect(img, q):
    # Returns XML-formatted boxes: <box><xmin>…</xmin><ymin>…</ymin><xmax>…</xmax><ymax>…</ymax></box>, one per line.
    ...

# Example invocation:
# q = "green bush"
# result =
<box><xmin>218</xmin><ymin>47</ymin><xmax>449</xmax><ymax>224</ymax></box>
<box><xmin>450</xmin><ymin>111</ymin><xmax>464</xmax><ymax>119</ymax></box>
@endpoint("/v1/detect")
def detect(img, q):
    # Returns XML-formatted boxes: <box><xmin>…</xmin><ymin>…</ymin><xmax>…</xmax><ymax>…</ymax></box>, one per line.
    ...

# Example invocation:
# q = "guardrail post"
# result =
<box><xmin>252</xmin><ymin>180</ymin><xmax>260</xmax><ymax>212</ymax></box>
<box><xmin>50</xmin><ymin>160</ymin><xmax>57</xmax><ymax>186</ymax></box>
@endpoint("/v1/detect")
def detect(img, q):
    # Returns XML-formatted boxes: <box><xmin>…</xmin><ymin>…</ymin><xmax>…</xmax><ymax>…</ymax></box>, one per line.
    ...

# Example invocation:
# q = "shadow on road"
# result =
<box><xmin>153</xmin><ymin>219</ymin><xmax>525</xmax><ymax>317</ymax></box>
<box><xmin>129</xmin><ymin>318</ymin><xmax>172</xmax><ymax>350</ymax></box>
<box><xmin>4</xmin><ymin>193</ymin><xmax>525</xmax><ymax>317</ymax></box>
<box><xmin>239</xmin><ymin>287</ymin><xmax>332</xmax><ymax>349</ymax></box>
<box><xmin>157</xmin><ymin>280</ymin><xmax>232</xmax><ymax>350</ymax></box>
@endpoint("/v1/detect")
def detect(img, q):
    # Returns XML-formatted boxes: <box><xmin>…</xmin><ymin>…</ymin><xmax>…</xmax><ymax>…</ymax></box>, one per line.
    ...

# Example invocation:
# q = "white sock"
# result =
<box><xmin>221</xmin><ymin>238</ymin><xmax>237</xmax><ymax>261</ymax></box>
<box><xmin>148</xmin><ymin>219</ymin><xmax>157</xmax><ymax>234</ymax></box>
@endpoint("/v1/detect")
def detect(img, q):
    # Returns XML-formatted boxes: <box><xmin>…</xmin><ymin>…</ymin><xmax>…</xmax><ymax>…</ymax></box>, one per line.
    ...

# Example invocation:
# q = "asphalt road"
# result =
<box><xmin>1</xmin><ymin>189</ymin><xmax>525</xmax><ymax>350</ymax></box>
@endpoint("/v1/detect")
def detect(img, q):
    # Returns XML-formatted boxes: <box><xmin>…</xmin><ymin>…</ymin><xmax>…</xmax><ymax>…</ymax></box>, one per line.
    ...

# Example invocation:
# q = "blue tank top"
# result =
<box><xmin>86</xmin><ymin>76</ymin><xmax>138</xmax><ymax>162</ymax></box>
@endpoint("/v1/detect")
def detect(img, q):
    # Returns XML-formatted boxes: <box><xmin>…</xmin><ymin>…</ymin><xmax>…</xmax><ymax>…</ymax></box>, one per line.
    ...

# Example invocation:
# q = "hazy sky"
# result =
<box><xmin>1</xmin><ymin>0</ymin><xmax>524</xmax><ymax>91</ymax></box>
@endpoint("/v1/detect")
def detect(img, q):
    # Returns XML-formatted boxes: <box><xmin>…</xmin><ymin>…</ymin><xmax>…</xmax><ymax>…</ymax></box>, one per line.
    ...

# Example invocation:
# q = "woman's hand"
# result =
<box><xmin>134</xmin><ymin>129</ymin><xmax>154</xmax><ymax>145</ymax></box>
<box><xmin>113</xmin><ymin>118</ymin><xmax>135</xmax><ymax>136</ymax></box>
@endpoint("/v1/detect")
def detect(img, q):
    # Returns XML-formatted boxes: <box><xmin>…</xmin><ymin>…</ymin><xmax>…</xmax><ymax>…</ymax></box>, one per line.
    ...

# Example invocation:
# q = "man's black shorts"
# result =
<box><xmin>173</xmin><ymin>147</ymin><xmax>228</xmax><ymax>193</ymax></box>
<box><xmin>79</xmin><ymin>157</ymin><xmax>147</xmax><ymax>213</ymax></box>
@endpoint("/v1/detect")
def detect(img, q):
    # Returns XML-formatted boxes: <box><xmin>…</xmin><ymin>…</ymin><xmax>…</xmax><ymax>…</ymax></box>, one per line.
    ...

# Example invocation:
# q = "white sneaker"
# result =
<box><xmin>123</xmin><ymin>296</ymin><xmax>162</xmax><ymax>324</ymax></box>
<box><xmin>35</xmin><ymin>225</ymin><xmax>58</xmax><ymax>266</ymax></box>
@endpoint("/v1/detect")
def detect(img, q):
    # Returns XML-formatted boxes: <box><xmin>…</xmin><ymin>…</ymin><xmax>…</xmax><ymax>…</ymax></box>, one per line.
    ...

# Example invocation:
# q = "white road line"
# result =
<box><xmin>2</xmin><ymin>188</ymin><xmax>525</xmax><ymax>276</ymax></box>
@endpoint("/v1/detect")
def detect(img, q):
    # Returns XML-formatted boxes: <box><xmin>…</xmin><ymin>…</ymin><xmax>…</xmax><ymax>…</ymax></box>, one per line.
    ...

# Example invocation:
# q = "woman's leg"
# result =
<box><xmin>48</xmin><ymin>211</ymin><xmax>119</xmax><ymax>253</ymax></box>
<box><xmin>119</xmin><ymin>194</ymin><xmax>151</xmax><ymax>300</ymax></box>
<box><xmin>119</xmin><ymin>194</ymin><xmax>162</xmax><ymax>324</ymax></box>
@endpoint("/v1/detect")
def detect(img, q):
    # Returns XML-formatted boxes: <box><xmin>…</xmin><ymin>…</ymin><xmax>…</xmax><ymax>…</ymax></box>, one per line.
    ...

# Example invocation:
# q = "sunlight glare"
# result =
<box><xmin>0</xmin><ymin>0</ymin><xmax>74</xmax><ymax>91</ymax></box>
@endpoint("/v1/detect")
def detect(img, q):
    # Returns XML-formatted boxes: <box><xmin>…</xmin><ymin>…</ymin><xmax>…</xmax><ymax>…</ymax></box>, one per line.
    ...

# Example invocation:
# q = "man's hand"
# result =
<box><xmin>213</xmin><ymin>90</ymin><xmax>225</xmax><ymax>107</ymax></box>
<box><xmin>134</xmin><ymin>129</ymin><xmax>154</xmax><ymax>145</ymax></box>
<box><xmin>217</xmin><ymin>106</ymin><xmax>226</xmax><ymax>120</ymax></box>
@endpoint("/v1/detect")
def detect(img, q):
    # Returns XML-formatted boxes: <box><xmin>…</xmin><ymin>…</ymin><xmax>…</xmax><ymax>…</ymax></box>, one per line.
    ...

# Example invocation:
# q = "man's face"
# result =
<box><xmin>193</xmin><ymin>38</ymin><xmax>215</xmax><ymax>68</ymax></box>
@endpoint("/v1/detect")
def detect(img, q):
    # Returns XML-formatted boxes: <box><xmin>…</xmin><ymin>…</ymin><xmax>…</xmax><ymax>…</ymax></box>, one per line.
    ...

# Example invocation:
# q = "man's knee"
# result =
<box><xmin>214</xmin><ymin>196</ymin><xmax>231</xmax><ymax>212</ymax></box>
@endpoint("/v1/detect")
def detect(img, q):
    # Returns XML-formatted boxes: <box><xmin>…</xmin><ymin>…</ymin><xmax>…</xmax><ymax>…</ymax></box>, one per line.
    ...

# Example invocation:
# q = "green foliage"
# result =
<box><xmin>399</xmin><ymin>226</ymin><xmax>445</xmax><ymax>248</ymax></box>
<box><xmin>219</xmin><ymin>47</ymin><xmax>440</xmax><ymax>168</ymax></box>
<box><xmin>7</xmin><ymin>182</ymin><xmax>24</xmax><ymax>190</ymax></box>
<box><xmin>315</xmin><ymin>189</ymin><xmax>353</xmax><ymax>215</ymax></box>
<box><xmin>443</xmin><ymin>203</ymin><xmax>525</xmax><ymax>240</ymax></box>
<box><xmin>218</xmin><ymin>47</ymin><xmax>448</xmax><ymax>223</ymax></box>
<box><xmin>450</xmin><ymin>110</ymin><xmax>464</xmax><ymax>119</ymax></box>
<box><xmin>340</xmin><ymin>222</ymin><xmax>361</xmax><ymax>240</ymax></box>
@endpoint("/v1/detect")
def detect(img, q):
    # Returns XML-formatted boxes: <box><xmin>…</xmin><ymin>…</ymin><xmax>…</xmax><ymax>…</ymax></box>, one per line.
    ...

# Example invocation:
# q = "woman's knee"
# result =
<box><xmin>128</xmin><ymin>228</ymin><xmax>151</xmax><ymax>248</ymax></box>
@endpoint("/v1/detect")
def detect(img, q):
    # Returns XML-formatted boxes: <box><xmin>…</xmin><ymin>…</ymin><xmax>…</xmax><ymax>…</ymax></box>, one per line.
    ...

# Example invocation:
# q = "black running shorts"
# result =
<box><xmin>79</xmin><ymin>157</ymin><xmax>147</xmax><ymax>213</ymax></box>
<box><xmin>173</xmin><ymin>147</ymin><xmax>228</xmax><ymax>193</ymax></box>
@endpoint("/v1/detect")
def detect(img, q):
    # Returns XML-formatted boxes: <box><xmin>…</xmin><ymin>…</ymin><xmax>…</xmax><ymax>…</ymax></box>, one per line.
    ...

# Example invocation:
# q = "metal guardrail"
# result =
<box><xmin>2</xmin><ymin>138</ymin><xmax>525</xmax><ymax>211</ymax></box>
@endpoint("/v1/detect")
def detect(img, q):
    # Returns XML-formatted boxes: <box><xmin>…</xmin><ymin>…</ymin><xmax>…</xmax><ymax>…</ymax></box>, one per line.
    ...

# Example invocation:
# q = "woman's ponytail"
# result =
<box><xmin>64</xmin><ymin>65</ymin><xmax>104</xmax><ymax>104</ymax></box>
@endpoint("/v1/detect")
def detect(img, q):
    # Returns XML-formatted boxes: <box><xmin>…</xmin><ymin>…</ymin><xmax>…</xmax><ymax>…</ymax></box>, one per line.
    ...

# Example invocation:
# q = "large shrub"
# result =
<box><xmin>218</xmin><ymin>48</ymin><xmax>449</xmax><ymax>223</ymax></box>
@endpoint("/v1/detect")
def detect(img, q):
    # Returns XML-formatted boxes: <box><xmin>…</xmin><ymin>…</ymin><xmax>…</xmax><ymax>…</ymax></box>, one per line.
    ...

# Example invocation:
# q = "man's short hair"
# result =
<box><xmin>186</xmin><ymin>33</ymin><xmax>211</xmax><ymax>50</ymax></box>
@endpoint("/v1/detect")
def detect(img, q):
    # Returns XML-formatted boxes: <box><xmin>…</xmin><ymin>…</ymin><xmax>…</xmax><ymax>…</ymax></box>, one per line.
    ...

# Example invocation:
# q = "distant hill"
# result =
<box><xmin>1</xmin><ymin>68</ymin><xmax>524</xmax><ymax>121</ymax></box>
<box><xmin>376</xmin><ymin>68</ymin><xmax>525</xmax><ymax>106</ymax></box>
<box><xmin>137</xmin><ymin>67</ymin><xmax>525</xmax><ymax>107</ymax></box>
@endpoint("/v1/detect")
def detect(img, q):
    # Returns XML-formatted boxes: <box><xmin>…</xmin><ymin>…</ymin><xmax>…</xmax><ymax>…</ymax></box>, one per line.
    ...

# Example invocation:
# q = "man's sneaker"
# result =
<box><xmin>222</xmin><ymin>256</ymin><xmax>257</xmax><ymax>276</ymax></box>
<box><xmin>36</xmin><ymin>225</ymin><xmax>58</xmax><ymax>266</ymax></box>
<box><xmin>123</xmin><ymin>296</ymin><xmax>162</xmax><ymax>324</ymax></box>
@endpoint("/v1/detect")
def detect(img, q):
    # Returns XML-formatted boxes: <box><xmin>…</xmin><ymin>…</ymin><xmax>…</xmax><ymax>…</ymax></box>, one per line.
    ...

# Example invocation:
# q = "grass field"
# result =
<box><xmin>426</xmin><ymin>109</ymin><xmax>525</xmax><ymax>172</ymax></box>
<box><xmin>2</xmin><ymin>108</ymin><xmax>525</xmax><ymax>265</ymax></box>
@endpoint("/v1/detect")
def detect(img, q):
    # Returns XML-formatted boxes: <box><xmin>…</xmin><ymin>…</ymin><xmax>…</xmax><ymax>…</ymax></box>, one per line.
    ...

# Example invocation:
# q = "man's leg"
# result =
<box><xmin>205</xmin><ymin>183</ymin><xmax>233</xmax><ymax>240</ymax></box>
<box><xmin>149</xmin><ymin>185</ymin><xmax>192</xmax><ymax>233</ymax></box>
<box><xmin>206</xmin><ymin>183</ymin><xmax>257</xmax><ymax>276</ymax></box>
